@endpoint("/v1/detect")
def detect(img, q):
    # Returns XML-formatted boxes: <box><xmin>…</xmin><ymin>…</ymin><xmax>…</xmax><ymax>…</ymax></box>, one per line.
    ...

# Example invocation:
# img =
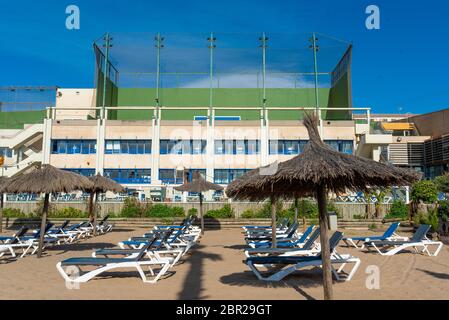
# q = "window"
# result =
<box><xmin>0</xmin><ymin>147</ymin><xmax>13</xmax><ymax>158</ymax></box>
<box><xmin>105</xmin><ymin>140</ymin><xmax>151</xmax><ymax>154</ymax></box>
<box><xmin>63</xmin><ymin>169</ymin><xmax>96</xmax><ymax>177</ymax></box>
<box><xmin>104</xmin><ymin>169</ymin><xmax>151</xmax><ymax>184</ymax></box>
<box><xmin>51</xmin><ymin>140</ymin><xmax>96</xmax><ymax>154</ymax></box>
<box><xmin>269</xmin><ymin>140</ymin><xmax>307</xmax><ymax>155</ymax></box>
<box><xmin>160</xmin><ymin>169</ymin><xmax>206</xmax><ymax>184</ymax></box>
<box><xmin>324</xmin><ymin>140</ymin><xmax>354</xmax><ymax>154</ymax></box>
<box><xmin>214</xmin><ymin>169</ymin><xmax>250</xmax><ymax>184</ymax></box>
<box><xmin>160</xmin><ymin>140</ymin><xmax>206</xmax><ymax>155</ymax></box>
<box><xmin>214</xmin><ymin>140</ymin><xmax>260</xmax><ymax>155</ymax></box>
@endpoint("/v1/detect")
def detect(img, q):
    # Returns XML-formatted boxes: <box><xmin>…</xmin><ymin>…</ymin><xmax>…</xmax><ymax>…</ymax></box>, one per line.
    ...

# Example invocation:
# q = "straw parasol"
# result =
<box><xmin>0</xmin><ymin>176</ymin><xmax>9</xmax><ymax>233</ymax></box>
<box><xmin>86</xmin><ymin>173</ymin><xmax>125</xmax><ymax>236</ymax></box>
<box><xmin>226</xmin><ymin>113</ymin><xmax>420</xmax><ymax>300</ymax></box>
<box><xmin>1</xmin><ymin>165</ymin><xmax>93</xmax><ymax>257</ymax></box>
<box><xmin>174</xmin><ymin>171</ymin><xmax>223</xmax><ymax>235</ymax></box>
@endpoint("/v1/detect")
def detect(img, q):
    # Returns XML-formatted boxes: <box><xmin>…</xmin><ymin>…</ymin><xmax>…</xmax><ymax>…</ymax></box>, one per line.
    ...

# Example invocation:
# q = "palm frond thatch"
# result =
<box><xmin>88</xmin><ymin>173</ymin><xmax>125</xmax><ymax>193</ymax></box>
<box><xmin>0</xmin><ymin>176</ymin><xmax>9</xmax><ymax>191</ymax></box>
<box><xmin>174</xmin><ymin>172</ymin><xmax>223</xmax><ymax>193</ymax></box>
<box><xmin>3</xmin><ymin>164</ymin><xmax>93</xmax><ymax>194</ymax></box>
<box><xmin>226</xmin><ymin>114</ymin><xmax>420</xmax><ymax>201</ymax></box>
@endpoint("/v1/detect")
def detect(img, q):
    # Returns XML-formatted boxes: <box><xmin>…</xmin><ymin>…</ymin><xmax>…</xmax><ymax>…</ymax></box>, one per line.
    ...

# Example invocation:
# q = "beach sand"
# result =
<box><xmin>0</xmin><ymin>226</ymin><xmax>448</xmax><ymax>300</ymax></box>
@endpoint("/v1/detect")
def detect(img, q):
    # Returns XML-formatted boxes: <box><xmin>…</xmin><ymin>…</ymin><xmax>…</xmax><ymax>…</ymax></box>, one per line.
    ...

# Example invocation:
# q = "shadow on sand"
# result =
<box><xmin>177</xmin><ymin>244</ymin><xmax>223</xmax><ymax>300</ymax></box>
<box><xmin>219</xmin><ymin>268</ymin><xmax>340</xmax><ymax>300</ymax></box>
<box><xmin>417</xmin><ymin>268</ymin><xmax>449</xmax><ymax>280</ymax></box>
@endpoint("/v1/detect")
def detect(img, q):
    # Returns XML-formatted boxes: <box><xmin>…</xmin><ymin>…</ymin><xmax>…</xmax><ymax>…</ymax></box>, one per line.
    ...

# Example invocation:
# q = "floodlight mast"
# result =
<box><xmin>259</xmin><ymin>33</ymin><xmax>268</xmax><ymax>126</ymax></box>
<box><xmin>155</xmin><ymin>33</ymin><xmax>164</xmax><ymax>124</ymax></box>
<box><xmin>208</xmin><ymin>33</ymin><xmax>216</xmax><ymax>127</ymax></box>
<box><xmin>102</xmin><ymin>33</ymin><xmax>113</xmax><ymax>120</ymax></box>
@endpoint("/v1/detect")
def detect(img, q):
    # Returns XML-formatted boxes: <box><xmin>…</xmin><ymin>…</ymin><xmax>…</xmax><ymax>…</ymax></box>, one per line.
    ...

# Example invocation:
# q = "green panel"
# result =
<box><xmin>0</xmin><ymin>110</ymin><xmax>46</xmax><ymax>129</ymax></box>
<box><xmin>96</xmin><ymin>70</ymin><xmax>118</xmax><ymax>119</ymax></box>
<box><xmin>327</xmin><ymin>73</ymin><xmax>351</xmax><ymax>120</ymax></box>
<box><xmin>116</xmin><ymin>87</ymin><xmax>332</xmax><ymax>120</ymax></box>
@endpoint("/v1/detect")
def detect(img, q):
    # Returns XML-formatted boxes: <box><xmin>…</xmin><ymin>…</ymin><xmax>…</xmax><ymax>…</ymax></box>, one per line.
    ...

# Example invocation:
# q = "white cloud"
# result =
<box><xmin>181</xmin><ymin>73</ymin><xmax>316</xmax><ymax>89</ymax></box>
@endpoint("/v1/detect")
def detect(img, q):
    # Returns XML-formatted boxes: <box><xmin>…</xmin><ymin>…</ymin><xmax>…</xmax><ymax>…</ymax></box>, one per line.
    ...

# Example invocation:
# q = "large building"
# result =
<box><xmin>1</xmin><ymin>32</ymin><xmax>443</xmax><ymax>201</ymax></box>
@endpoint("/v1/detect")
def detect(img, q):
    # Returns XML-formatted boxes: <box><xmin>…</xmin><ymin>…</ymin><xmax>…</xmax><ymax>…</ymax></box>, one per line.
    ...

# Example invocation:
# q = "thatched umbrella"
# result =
<box><xmin>174</xmin><ymin>171</ymin><xmax>223</xmax><ymax>235</ymax></box>
<box><xmin>87</xmin><ymin>173</ymin><xmax>124</xmax><ymax>236</ymax></box>
<box><xmin>1</xmin><ymin>165</ymin><xmax>93</xmax><ymax>257</ymax></box>
<box><xmin>0</xmin><ymin>176</ymin><xmax>9</xmax><ymax>233</ymax></box>
<box><xmin>226</xmin><ymin>113</ymin><xmax>420</xmax><ymax>300</ymax></box>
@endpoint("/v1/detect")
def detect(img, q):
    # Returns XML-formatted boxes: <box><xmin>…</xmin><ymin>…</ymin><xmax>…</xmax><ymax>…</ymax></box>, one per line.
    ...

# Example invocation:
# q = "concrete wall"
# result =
<box><xmin>4</xmin><ymin>201</ymin><xmax>392</xmax><ymax>220</ymax></box>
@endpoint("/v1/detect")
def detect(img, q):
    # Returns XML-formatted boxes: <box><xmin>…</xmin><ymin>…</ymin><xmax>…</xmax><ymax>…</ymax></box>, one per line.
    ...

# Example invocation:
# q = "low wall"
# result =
<box><xmin>4</xmin><ymin>201</ymin><xmax>392</xmax><ymax>220</ymax></box>
<box><xmin>1</xmin><ymin>217</ymin><xmax>410</xmax><ymax>231</ymax></box>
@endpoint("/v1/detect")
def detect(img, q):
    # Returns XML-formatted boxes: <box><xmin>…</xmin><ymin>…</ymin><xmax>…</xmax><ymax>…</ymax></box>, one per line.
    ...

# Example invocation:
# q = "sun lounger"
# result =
<box><xmin>0</xmin><ymin>226</ymin><xmax>29</xmax><ymax>244</ymax></box>
<box><xmin>120</xmin><ymin>226</ymin><xmax>197</xmax><ymax>254</ymax></box>
<box><xmin>56</xmin><ymin>240</ymin><xmax>172</xmax><ymax>284</ymax></box>
<box><xmin>242</xmin><ymin>218</ymin><xmax>289</xmax><ymax>232</ymax></box>
<box><xmin>342</xmin><ymin>222</ymin><xmax>405</xmax><ymax>249</ymax></box>
<box><xmin>248</xmin><ymin>225</ymin><xmax>315</xmax><ymax>249</ymax></box>
<box><xmin>245</xmin><ymin>231</ymin><xmax>361</xmax><ymax>281</ymax></box>
<box><xmin>245</xmin><ymin>222</ymin><xmax>299</xmax><ymax>243</ymax></box>
<box><xmin>245</xmin><ymin>227</ymin><xmax>321</xmax><ymax>257</ymax></box>
<box><xmin>365</xmin><ymin>224</ymin><xmax>444</xmax><ymax>256</ymax></box>
<box><xmin>94</xmin><ymin>230</ymin><xmax>184</xmax><ymax>267</ymax></box>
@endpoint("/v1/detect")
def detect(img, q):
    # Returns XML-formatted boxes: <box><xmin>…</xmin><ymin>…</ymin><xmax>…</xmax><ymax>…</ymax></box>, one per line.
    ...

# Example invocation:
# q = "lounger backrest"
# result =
<box><xmin>168</xmin><ymin>228</ymin><xmax>183</xmax><ymax>243</ymax></box>
<box><xmin>301</xmin><ymin>227</ymin><xmax>320</xmax><ymax>250</ymax></box>
<box><xmin>99</xmin><ymin>215</ymin><xmax>110</xmax><ymax>225</ymax></box>
<box><xmin>329</xmin><ymin>231</ymin><xmax>344</xmax><ymax>252</ymax></box>
<box><xmin>10</xmin><ymin>226</ymin><xmax>29</xmax><ymax>244</ymax></box>
<box><xmin>135</xmin><ymin>235</ymin><xmax>160</xmax><ymax>261</ymax></box>
<box><xmin>295</xmin><ymin>225</ymin><xmax>314</xmax><ymax>244</ymax></box>
<box><xmin>59</xmin><ymin>220</ymin><xmax>70</xmax><ymax>230</ymax></box>
<box><xmin>411</xmin><ymin>224</ymin><xmax>431</xmax><ymax>242</ymax></box>
<box><xmin>156</xmin><ymin>229</ymin><xmax>174</xmax><ymax>250</ymax></box>
<box><xmin>286</xmin><ymin>222</ymin><xmax>299</xmax><ymax>238</ymax></box>
<box><xmin>15</xmin><ymin>226</ymin><xmax>29</xmax><ymax>238</ymax></box>
<box><xmin>34</xmin><ymin>223</ymin><xmax>54</xmax><ymax>238</ymax></box>
<box><xmin>382</xmin><ymin>222</ymin><xmax>400</xmax><ymax>238</ymax></box>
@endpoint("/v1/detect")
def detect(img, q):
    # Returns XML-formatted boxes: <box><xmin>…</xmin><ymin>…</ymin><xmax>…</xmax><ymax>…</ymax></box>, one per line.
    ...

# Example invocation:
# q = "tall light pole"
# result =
<box><xmin>259</xmin><ymin>33</ymin><xmax>268</xmax><ymax>126</ymax></box>
<box><xmin>155</xmin><ymin>33</ymin><xmax>164</xmax><ymax>125</ymax></box>
<box><xmin>101</xmin><ymin>33</ymin><xmax>113</xmax><ymax>119</ymax></box>
<box><xmin>309</xmin><ymin>33</ymin><xmax>320</xmax><ymax>114</ymax></box>
<box><xmin>208</xmin><ymin>33</ymin><xmax>216</xmax><ymax>127</ymax></box>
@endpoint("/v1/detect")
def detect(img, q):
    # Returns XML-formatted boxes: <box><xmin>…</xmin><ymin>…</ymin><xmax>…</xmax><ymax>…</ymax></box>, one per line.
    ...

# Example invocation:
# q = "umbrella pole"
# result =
<box><xmin>0</xmin><ymin>193</ymin><xmax>3</xmax><ymax>233</ymax></box>
<box><xmin>93</xmin><ymin>191</ymin><xmax>99</xmax><ymax>236</ymax></box>
<box><xmin>316</xmin><ymin>184</ymin><xmax>333</xmax><ymax>300</ymax></box>
<box><xmin>271</xmin><ymin>196</ymin><xmax>277</xmax><ymax>248</ymax></box>
<box><xmin>294</xmin><ymin>196</ymin><xmax>298</xmax><ymax>225</ymax></box>
<box><xmin>37</xmin><ymin>193</ymin><xmax>50</xmax><ymax>258</ymax></box>
<box><xmin>301</xmin><ymin>198</ymin><xmax>307</xmax><ymax>230</ymax></box>
<box><xmin>88</xmin><ymin>191</ymin><xmax>94</xmax><ymax>223</ymax></box>
<box><xmin>199</xmin><ymin>192</ymin><xmax>204</xmax><ymax>235</ymax></box>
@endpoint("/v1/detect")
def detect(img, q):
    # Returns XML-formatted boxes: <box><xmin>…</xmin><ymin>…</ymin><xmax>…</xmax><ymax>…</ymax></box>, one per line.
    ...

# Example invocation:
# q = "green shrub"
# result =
<box><xmin>241</xmin><ymin>209</ymin><xmax>257</xmax><ymax>219</ymax></box>
<box><xmin>435</xmin><ymin>174</ymin><xmax>449</xmax><ymax>194</ymax></box>
<box><xmin>385</xmin><ymin>201</ymin><xmax>408</xmax><ymax>220</ymax></box>
<box><xmin>120</xmin><ymin>197</ymin><xmax>144</xmax><ymax>218</ymax></box>
<box><xmin>145</xmin><ymin>204</ymin><xmax>185</xmax><ymax>218</ymax></box>
<box><xmin>2</xmin><ymin>208</ymin><xmax>29</xmax><ymax>218</ymax></box>
<box><xmin>413</xmin><ymin>209</ymin><xmax>439</xmax><ymax>232</ymax></box>
<box><xmin>411</xmin><ymin>180</ymin><xmax>438</xmax><ymax>203</ymax></box>
<box><xmin>49</xmin><ymin>207</ymin><xmax>88</xmax><ymax>218</ymax></box>
<box><xmin>205</xmin><ymin>204</ymin><xmax>234</xmax><ymax>218</ymax></box>
<box><xmin>188</xmin><ymin>208</ymin><xmax>198</xmax><ymax>217</ymax></box>
<box><xmin>438</xmin><ymin>200</ymin><xmax>449</xmax><ymax>221</ymax></box>
<box><xmin>353</xmin><ymin>214</ymin><xmax>365</xmax><ymax>220</ymax></box>
<box><xmin>368</xmin><ymin>223</ymin><xmax>377</xmax><ymax>230</ymax></box>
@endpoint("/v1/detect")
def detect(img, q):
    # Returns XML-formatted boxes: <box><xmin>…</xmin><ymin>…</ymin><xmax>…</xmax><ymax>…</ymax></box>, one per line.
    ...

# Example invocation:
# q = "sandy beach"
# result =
<box><xmin>0</xmin><ymin>226</ymin><xmax>448</xmax><ymax>300</ymax></box>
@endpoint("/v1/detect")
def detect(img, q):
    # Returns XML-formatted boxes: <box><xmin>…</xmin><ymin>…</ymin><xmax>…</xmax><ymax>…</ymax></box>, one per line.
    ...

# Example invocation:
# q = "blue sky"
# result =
<box><xmin>0</xmin><ymin>0</ymin><xmax>448</xmax><ymax>114</ymax></box>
